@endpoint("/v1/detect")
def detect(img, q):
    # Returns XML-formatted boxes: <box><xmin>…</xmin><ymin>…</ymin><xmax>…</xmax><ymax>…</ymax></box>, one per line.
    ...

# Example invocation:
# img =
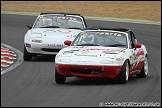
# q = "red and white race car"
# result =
<box><xmin>55</xmin><ymin>28</ymin><xmax>148</xmax><ymax>84</ymax></box>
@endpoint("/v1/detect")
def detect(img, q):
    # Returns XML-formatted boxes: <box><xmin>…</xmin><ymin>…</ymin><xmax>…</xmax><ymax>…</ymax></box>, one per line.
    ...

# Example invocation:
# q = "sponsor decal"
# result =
<box><xmin>57</xmin><ymin>29</ymin><xmax>72</xmax><ymax>33</ymax></box>
<box><xmin>79</xmin><ymin>31</ymin><xmax>126</xmax><ymax>37</ymax></box>
<box><xmin>57</xmin><ymin>16</ymin><xmax>78</xmax><ymax>21</ymax></box>
<box><xmin>81</xmin><ymin>48</ymin><xmax>123</xmax><ymax>54</ymax></box>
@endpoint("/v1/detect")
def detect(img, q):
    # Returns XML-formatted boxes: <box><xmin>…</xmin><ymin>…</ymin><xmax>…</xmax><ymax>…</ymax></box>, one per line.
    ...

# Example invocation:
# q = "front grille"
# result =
<box><xmin>70</xmin><ymin>69</ymin><xmax>102</xmax><ymax>74</ymax></box>
<box><xmin>42</xmin><ymin>48</ymin><xmax>61</xmax><ymax>52</ymax></box>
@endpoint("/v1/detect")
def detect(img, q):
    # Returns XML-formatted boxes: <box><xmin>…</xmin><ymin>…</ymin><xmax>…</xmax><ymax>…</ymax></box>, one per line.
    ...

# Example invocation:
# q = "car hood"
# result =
<box><xmin>31</xmin><ymin>28</ymin><xmax>81</xmax><ymax>40</ymax></box>
<box><xmin>60</xmin><ymin>46</ymin><xmax>126</xmax><ymax>59</ymax></box>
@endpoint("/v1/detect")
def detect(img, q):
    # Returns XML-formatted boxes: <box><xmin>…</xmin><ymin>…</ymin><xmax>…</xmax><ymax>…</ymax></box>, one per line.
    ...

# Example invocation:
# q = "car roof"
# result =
<box><xmin>40</xmin><ymin>12</ymin><xmax>81</xmax><ymax>16</ymax></box>
<box><xmin>82</xmin><ymin>27</ymin><xmax>132</xmax><ymax>32</ymax></box>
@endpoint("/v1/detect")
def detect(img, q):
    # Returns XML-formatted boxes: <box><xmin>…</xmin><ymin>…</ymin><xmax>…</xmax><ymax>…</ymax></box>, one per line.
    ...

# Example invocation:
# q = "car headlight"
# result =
<box><xmin>59</xmin><ymin>59</ymin><xmax>71</xmax><ymax>63</ymax></box>
<box><xmin>100</xmin><ymin>60</ymin><xmax>113</xmax><ymax>64</ymax></box>
<box><xmin>32</xmin><ymin>33</ymin><xmax>42</xmax><ymax>38</ymax></box>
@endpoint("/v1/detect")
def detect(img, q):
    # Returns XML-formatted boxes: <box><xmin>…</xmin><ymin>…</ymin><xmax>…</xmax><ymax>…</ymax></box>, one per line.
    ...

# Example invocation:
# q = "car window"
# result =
<box><xmin>33</xmin><ymin>15</ymin><xmax>85</xmax><ymax>29</ymax></box>
<box><xmin>130</xmin><ymin>31</ymin><xmax>137</xmax><ymax>48</ymax></box>
<box><xmin>72</xmin><ymin>31</ymin><xmax>127</xmax><ymax>48</ymax></box>
<box><xmin>127</xmin><ymin>32</ymin><xmax>133</xmax><ymax>48</ymax></box>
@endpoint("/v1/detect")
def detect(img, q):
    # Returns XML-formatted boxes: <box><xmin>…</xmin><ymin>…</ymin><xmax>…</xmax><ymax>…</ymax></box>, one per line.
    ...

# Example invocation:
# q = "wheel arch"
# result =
<box><xmin>145</xmin><ymin>53</ymin><xmax>148</xmax><ymax>58</ymax></box>
<box><xmin>126</xmin><ymin>59</ymin><xmax>131</xmax><ymax>74</ymax></box>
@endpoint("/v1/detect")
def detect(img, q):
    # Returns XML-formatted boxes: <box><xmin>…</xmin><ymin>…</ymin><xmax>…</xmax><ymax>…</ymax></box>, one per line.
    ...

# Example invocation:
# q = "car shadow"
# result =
<box><xmin>61</xmin><ymin>76</ymin><xmax>138</xmax><ymax>86</ymax></box>
<box><xmin>31</xmin><ymin>55</ymin><xmax>56</xmax><ymax>62</ymax></box>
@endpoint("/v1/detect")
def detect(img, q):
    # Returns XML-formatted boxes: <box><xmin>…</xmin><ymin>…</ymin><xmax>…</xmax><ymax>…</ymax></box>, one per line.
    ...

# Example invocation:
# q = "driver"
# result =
<box><xmin>42</xmin><ymin>18</ymin><xmax>52</xmax><ymax>26</ymax></box>
<box><xmin>82</xmin><ymin>35</ymin><xmax>94</xmax><ymax>44</ymax></box>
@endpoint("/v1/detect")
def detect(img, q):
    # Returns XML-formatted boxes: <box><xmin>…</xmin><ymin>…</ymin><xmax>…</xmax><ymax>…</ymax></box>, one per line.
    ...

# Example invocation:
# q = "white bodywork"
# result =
<box><xmin>25</xmin><ymin>28</ymin><xmax>81</xmax><ymax>55</ymax></box>
<box><xmin>55</xmin><ymin>45</ymin><xmax>147</xmax><ymax>67</ymax></box>
<box><xmin>24</xmin><ymin>13</ymin><xmax>86</xmax><ymax>55</ymax></box>
<box><xmin>54</xmin><ymin>30</ymin><xmax>148</xmax><ymax>84</ymax></box>
<box><xmin>55</xmin><ymin>30</ymin><xmax>148</xmax><ymax>71</ymax></box>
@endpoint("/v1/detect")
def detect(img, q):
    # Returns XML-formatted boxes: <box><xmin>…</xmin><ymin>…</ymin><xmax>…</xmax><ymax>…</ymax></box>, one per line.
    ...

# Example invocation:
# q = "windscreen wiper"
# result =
<box><xmin>105</xmin><ymin>44</ymin><xmax>126</xmax><ymax>47</ymax></box>
<box><xmin>77</xmin><ymin>44</ymin><xmax>100</xmax><ymax>46</ymax></box>
<box><xmin>40</xmin><ymin>26</ymin><xmax>60</xmax><ymax>28</ymax></box>
<box><xmin>67</xmin><ymin>27</ymin><xmax>82</xmax><ymax>29</ymax></box>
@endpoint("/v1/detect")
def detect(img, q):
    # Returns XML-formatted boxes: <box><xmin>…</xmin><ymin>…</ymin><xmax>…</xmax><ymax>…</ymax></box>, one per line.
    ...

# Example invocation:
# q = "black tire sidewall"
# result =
<box><xmin>55</xmin><ymin>68</ymin><xmax>66</xmax><ymax>84</ymax></box>
<box><xmin>136</xmin><ymin>56</ymin><xmax>148</xmax><ymax>78</ymax></box>
<box><xmin>116</xmin><ymin>60</ymin><xmax>129</xmax><ymax>84</ymax></box>
<box><xmin>23</xmin><ymin>45</ymin><xmax>32</xmax><ymax>61</ymax></box>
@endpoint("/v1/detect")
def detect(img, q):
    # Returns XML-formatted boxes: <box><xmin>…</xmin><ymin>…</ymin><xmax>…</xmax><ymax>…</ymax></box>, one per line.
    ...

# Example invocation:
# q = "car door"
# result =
<box><xmin>127</xmin><ymin>31</ymin><xmax>137</xmax><ymax>72</ymax></box>
<box><xmin>130</xmin><ymin>31</ymin><xmax>144</xmax><ymax>71</ymax></box>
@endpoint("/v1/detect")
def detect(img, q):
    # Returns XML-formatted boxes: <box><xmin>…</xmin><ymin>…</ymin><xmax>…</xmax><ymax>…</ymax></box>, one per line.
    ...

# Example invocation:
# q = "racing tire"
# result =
<box><xmin>55</xmin><ymin>68</ymin><xmax>66</xmax><ymax>84</ymax></box>
<box><xmin>116</xmin><ymin>60</ymin><xmax>129</xmax><ymax>84</ymax></box>
<box><xmin>136</xmin><ymin>56</ymin><xmax>148</xmax><ymax>78</ymax></box>
<box><xmin>23</xmin><ymin>45</ymin><xmax>32</xmax><ymax>61</ymax></box>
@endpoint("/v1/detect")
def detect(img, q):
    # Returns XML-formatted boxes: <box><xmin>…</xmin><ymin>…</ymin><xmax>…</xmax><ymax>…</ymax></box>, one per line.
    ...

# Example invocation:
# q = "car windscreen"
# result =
<box><xmin>33</xmin><ymin>15</ymin><xmax>84</xmax><ymax>29</ymax></box>
<box><xmin>71</xmin><ymin>31</ymin><xmax>128</xmax><ymax>48</ymax></box>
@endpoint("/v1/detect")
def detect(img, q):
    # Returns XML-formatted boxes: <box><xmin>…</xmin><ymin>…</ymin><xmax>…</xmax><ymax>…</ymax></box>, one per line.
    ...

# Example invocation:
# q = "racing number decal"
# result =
<box><xmin>57</xmin><ymin>29</ymin><xmax>72</xmax><ymax>33</ymax></box>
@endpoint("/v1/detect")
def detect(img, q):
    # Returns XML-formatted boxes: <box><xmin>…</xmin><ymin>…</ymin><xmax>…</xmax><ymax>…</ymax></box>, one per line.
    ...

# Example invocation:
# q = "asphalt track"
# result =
<box><xmin>1</xmin><ymin>14</ymin><xmax>161</xmax><ymax>107</ymax></box>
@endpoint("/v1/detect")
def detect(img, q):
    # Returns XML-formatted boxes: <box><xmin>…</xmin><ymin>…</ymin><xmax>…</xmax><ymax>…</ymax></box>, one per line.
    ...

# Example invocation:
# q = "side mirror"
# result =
<box><xmin>64</xmin><ymin>40</ymin><xmax>71</xmax><ymax>46</ymax></box>
<box><xmin>134</xmin><ymin>43</ymin><xmax>141</xmax><ymax>50</ymax></box>
<box><xmin>27</xmin><ymin>25</ymin><xmax>32</xmax><ymax>29</ymax></box>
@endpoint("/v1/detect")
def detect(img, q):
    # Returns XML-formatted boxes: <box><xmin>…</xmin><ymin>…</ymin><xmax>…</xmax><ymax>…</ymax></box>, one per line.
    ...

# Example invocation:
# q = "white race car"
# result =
<box><xmin>55</xmin><ymin>28</ymin><xmax>148</xmax><ymax>84</ymax></box>
<box><xmin>24</xmin><ymin>13</ymin><xmax>87</xmax><ymax>61</ymax></box>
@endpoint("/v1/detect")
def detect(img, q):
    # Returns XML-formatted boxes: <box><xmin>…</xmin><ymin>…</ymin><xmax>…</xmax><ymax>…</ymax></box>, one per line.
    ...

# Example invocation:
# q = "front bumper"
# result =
<box><xmin>55</xmin><ymin>63</ymin><xmax>123</xmax><ymax>78</ymax></box>
<box><xmin>25</xmin><ymin>42</ymin><xmax>63</xmax><ymax>55</ymax></box>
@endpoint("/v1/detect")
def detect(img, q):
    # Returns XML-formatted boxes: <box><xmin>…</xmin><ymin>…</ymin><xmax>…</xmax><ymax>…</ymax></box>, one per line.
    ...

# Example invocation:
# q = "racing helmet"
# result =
<box><xmin>82</xmin><ymin>35</ymin><xmax>94</xmax><ymax>44</ymax></box>
<box><xmin>43</xmin><ymin>18</ymin><xmax>52</xmax><ymax>26</ymax></box>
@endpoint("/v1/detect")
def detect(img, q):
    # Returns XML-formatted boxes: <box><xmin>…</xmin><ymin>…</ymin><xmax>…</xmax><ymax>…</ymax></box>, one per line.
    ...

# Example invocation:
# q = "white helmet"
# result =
<box><xmin>43</xmin><ymin>18</ymin><xmax>52</xmax><ymax>26</ymax></box>
<box><xmin>82</xmin><ymin>35</ymin><xmax>94</xmax><ymax>44</ymax></box>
